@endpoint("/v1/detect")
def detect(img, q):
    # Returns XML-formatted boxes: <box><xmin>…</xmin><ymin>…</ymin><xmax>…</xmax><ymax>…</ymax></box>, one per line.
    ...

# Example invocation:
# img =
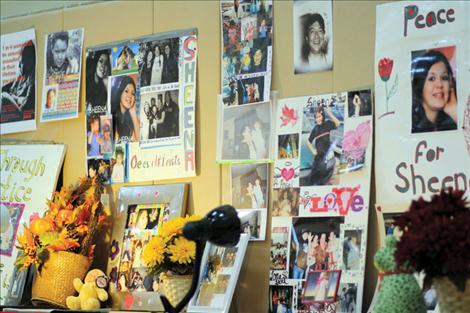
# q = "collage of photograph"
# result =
<box><xmin>221</xmin><ymin>0</ymin><xmax>273</xmax><ymax>106</ymax></box>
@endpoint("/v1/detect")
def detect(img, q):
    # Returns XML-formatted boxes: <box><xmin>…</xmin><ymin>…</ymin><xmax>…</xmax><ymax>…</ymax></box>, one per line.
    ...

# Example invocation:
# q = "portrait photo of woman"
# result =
<box><xmin>86</xmin><ymin>49</ymin><xmax>111</xmax><ymax>114</ymax></box>
<box><xmin>111</xmin><ymin>75</ymin><xmax>140</xmax><ymax>142</ymax></box>
<box><xmin>411</xmin><ymin>47</ymin><xmax>458</xmax><ymax>134</ymax></box>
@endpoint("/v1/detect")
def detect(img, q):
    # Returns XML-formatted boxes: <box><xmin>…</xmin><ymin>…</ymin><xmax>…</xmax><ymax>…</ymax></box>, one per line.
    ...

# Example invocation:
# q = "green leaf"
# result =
<box><xmin>14</xmin><ymin>253</ymin><xmax>28</xmax><ymax>269</ymax></box>
<box><xmin>39</xmin><ymin>232</ymin><xmax>59</xmax><ymax>247</ymax></box>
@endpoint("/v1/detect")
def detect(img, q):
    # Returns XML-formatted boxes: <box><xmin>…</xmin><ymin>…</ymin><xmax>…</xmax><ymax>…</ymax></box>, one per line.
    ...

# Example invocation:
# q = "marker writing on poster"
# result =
<box><xmin>0</xmin><ymin>150</ymin><xmax>46</xmax><ymax>202</ymax></box>
<box><xmin>183</xmin><ymin>35</ymin><xmax>196</xmax><ymax>172</ymax></box>
<box><xmin>395</xmin><ymin>140</ymin><xmax>469</xmax><ymax>194</ymax></box>
<box><xmin>270</xmin><ymin>271</ymin><xmax>288</xmax><ymax>285</ymax></box>
<box><xmin>301</xmin><ymin>186</ymin><xmax>364</xmax><ymax>216</ymax></box>
<box><xmin>130</xmin><ymin>154</ymin><xmax>181</xmax><ymax>169</ymax></box>
<box><xmin>404</xmin><ymin>4</ymin><xmax>455</xmax><ymax>37</ymax></box>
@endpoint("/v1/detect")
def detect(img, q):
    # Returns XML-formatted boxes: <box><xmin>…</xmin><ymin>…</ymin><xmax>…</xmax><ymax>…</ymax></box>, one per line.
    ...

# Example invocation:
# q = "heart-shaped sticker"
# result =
<box><xmin>281</xmin><ymin>168</ymin><xmax>295</xmax><ymax>181</ymax></box>
<box><xmin>124</xmin><ymin>294</ymin><xmax>135</xmax><ymax>310</ymax></box>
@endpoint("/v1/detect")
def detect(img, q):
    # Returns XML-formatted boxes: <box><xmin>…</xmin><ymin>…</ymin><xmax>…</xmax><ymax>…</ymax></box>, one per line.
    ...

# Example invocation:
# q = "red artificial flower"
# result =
<box><xmin>378</xmin><ymin>58</ymin><xmax>394</xmax><ymax>82</ymax></box>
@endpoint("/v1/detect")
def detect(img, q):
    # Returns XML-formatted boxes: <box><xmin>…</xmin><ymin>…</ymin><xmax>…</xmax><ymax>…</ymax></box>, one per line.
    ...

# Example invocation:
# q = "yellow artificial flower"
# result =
<box><xmin>167</xmin><ymin>237</ymin><xmax>195</xmax><ymax>264</ymax></box>
<box><xmin>159</xmin><ymin>217</ymin><xmax>186</xmax><ymax>240</ymax></box>
<box><xmin>142</xmin><ymin>236</ymin><xmax>166</xmax><ymax>267</ymax></box>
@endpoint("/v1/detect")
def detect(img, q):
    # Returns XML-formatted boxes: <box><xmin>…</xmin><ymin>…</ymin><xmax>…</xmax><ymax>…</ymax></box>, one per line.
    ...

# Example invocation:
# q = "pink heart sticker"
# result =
<box><xmin>281</xmin><ymin>168</ymin><xmax>295</xmax><ymax>181</ymax></box>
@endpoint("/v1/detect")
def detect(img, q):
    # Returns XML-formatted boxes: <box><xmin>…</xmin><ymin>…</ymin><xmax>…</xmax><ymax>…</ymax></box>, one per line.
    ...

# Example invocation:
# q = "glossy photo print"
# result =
<box><xmin>231</xmin><ymin>163</ymin><xmax>268</xmax><ymax>209</ymax></box>
<box><xmin>293</xmin><ymin>0</ymin><xmax>333</xmax><ymax>74</ymax></box>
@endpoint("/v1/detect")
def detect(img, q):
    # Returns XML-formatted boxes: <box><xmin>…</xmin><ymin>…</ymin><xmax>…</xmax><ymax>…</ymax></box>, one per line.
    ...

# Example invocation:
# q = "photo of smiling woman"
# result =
<box><xmin>86</xmin><ymin>49</ymin><xmax>111</xmax><ymax>114</ymax></box>
<box><xmin>111</xmin><ymin>74</ymin><xmax>140</xmax><ymax>142</ymax></box>
<box><xmin>411</xmin><ymin>46</ymin><xmax>458</xmax><ymax>134</ymax></box>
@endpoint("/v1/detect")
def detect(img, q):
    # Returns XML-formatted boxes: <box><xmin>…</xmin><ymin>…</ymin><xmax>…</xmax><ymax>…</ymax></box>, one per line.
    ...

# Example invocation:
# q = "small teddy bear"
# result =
<box><xmin>373</xmin><ymin>236</ymin><xmax>426</xmax><ymax>313</ymax></box>
<box><xmin>66</xmin><ymin>268</ymin><xmax>109</xmax><ymax>310</ymax></box>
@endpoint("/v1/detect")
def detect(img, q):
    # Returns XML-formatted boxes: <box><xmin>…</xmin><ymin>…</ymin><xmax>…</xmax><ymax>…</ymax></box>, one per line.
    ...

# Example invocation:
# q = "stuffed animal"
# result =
<box><xmin>66</xmin><ymin>269</ymin><xmax>109</xmax><ymax>310</ymax></box>
<box><xmin>373</xmin><ymin>236</ymin><xmax>426</xmax><ymax>313</ymax></box>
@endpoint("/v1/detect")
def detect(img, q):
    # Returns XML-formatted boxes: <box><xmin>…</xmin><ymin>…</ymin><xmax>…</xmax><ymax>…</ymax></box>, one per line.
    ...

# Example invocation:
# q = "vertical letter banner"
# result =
<box><xmin>375</xmin><ymin>1</ymin><xmax>470</xmax><ymax>213</ymax></box>
<box><xmin>41</xmin><ymin>28</ymin><xmax>84</xmax><ymax>122</ymax></box>
<box><xmin>269</xmin><ymin>89</ymin><xmax>373</xmax><ymax>313</ymax></box>
<box><xmin>1</xmin><ymin>29</ymin><xmax>36</xmax><ymax>135</ymax></box>
<box><xmin>0</xmin><ymin>144</ymin><xmax>66</xmax><ymax>304</ymax></box>
<box><xmin>85</xmin><ymin>28</ymin><xmax>197</xmax><ymax>183</ymax></box>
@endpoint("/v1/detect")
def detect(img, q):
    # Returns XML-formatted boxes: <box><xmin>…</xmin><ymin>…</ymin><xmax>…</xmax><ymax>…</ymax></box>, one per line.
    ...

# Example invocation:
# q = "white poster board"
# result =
<box><xmin>0</xmin><ymin>143</ymin><xmax>66</xmax><ymax>304</ymax></box>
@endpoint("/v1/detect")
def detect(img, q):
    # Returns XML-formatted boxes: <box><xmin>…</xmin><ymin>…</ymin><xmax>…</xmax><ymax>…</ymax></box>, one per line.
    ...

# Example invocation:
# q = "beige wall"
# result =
<box><xmin>1</xmin><ymin>1</ymin><xmax>386</xmax><ymax>312</ymax></box>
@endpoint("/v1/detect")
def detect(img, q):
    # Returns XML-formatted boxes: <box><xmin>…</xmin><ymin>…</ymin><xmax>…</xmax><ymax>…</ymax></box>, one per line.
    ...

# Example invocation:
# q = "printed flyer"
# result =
<box><xmin>374</xmin><ymin>1</ymin><xmax>470</xmax><ymax>212</ymax></box>
<box><xmin>40</xmin><ymin>28</ymin><xmax>84</xmax><ymax>122</ymax></box>
<box><xmin>0</xmin><ymin>144</ymin><xmax>66</xmax><ymax>304</ymax></box>
<box><xmin>85</xmin><ymin>28</ymin><xmax>197</xmax><ymax>183</ymax></box>
<box><xmin>221</xmin><ymin>0</ymin><xmax>273</xmax><ymax>106</ymax></box>
<box><xmin>0</xmin><ymin>28</ymin><xmax>36</xmax><ymax>134</ymax></box>
<box><xmin>269</xmin><ymin>89</ymin><xmax>373</xmax><ymax>313</ymax></box>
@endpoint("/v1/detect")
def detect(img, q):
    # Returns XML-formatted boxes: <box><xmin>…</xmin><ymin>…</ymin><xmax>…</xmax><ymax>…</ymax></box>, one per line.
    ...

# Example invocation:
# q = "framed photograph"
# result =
<box><xmin>338</xmin><ymin>224</ymin><xmax>366</xmax><ymax>272</ymax></box>
<box><xmin>4</xmin><ymin>252</ymin><xmax>30</xmax><ymax>306</ymax></box>
<box><xmin>302</xmin><ymin>269</ymin><xmax>341</xmax><ymax>304</ymax></box>
<box><xmin>237</xmin><ymin>208</ymin><xmax>267</xmax><ymax>241</ymax></box>
<box><xmin>107</xmin><ymin>183</ymin><xmax>188</xmax><ymax>311</ymax></box>
<box><xmin>188</xmin><ymin>233</ymin><xmax>250</xmax><ymax>313</ymax></box>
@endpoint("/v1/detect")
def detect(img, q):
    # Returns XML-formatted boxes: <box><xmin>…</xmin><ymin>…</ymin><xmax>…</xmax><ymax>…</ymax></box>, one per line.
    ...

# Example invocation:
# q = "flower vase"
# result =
<box><xmin>433</xmin><ymin>276</ymin><xmax>470</xmax><ymax>313</ymax></box>
<box><xmin>161</xmin><ymin>274</ymin><xmax>192</xmax><ymax>310</ymax></box>
<box><xmin>31</xmin><ymin>251</ymin><xmax>92</xmax><ymax>308</ymax></box>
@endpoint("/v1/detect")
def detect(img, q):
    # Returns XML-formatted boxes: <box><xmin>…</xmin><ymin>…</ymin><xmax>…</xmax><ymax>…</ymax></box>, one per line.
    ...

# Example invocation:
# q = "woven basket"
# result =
<box><xmin>434</xmin><ymin>276</ymin><xmax>470</xmax><ymax>313</ymax></box>
<box><xmin>31</xmin><ymin>251</ymin><xmax>91</xmax><ymax>308</ymax></box>
<box><xmin>161</xmin><ymin>274</ymin><xmax>192</xmax><ymax>309</ymax></box>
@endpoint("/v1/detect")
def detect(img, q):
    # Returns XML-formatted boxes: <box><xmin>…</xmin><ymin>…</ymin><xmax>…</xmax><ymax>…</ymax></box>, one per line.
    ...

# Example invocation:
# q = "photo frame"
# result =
<box><xmin>187</xmin><ymin>233</ymin><xmax>250</xmax><ymax>313</ymax></box>
<box><xmin>302</xmin><ymin>269</ymin><xmax>341</xmax><ymax>304</ymax></box>
<box><xmin>107</xmin><ymin>183</ymin><xmax>188</xmax><ymax>311</ymax></box>
<box><xmin>4</xmin><ymin>253</ymin><xmax>30</xmax><ymax>306</ymax></box>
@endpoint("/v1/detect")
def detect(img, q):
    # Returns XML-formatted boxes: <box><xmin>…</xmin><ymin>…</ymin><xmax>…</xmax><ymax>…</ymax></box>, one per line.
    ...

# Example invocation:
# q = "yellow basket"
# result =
<box><xmin>434</xmin><ymin>276</ymin><xmax>470</xmax><ymax>313</ymax></box>
<box><xmin>161</xmin><ymin>274</ymin><xmax>192</xmax><ymax>310</ymax></box>
<box><xmin>31</xmin><ymin>251</ymin><xmax>92</xmax><ymax>308</ymax></box>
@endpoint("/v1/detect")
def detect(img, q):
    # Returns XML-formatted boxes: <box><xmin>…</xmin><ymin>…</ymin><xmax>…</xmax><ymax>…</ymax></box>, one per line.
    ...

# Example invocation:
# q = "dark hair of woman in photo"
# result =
<box><xmin>140</xmin><ymin>49</ymin><xmax>153</xmax><ymax>87</ymax></box>
<box><xmin>112</xmin><ymin>75</ymin><xmax>140</xmax><ymax>142</ymax></box>
<box><xmin>161</xmin><ymin>42</ymin><xmax>179</xmax><ymax>83</ymax></box>
<box><xmin>301</xmin><ymin>13</ymin><xmax>328</xmax><ymax>63</ymax></box>
<box><xmin>411</xmin><ymin>50</ymin><xmax>457</xmax><ymax>133</ymax></box>
<box><xmin>86</xmin><ymin>50</ymin><xmax>111</xmax><ymax>113</ymax></box>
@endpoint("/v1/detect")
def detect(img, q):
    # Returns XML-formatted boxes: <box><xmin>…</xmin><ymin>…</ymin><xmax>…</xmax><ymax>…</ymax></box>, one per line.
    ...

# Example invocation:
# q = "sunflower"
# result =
<box><xmin>142</xmin><ymin>236</ymin><xmax>166</xmax><ymax>267</ymax></box>
<box><xmin>167</xmin><ymin>237</ymin><xmax>196</xmax><ymax>264</ymax></box>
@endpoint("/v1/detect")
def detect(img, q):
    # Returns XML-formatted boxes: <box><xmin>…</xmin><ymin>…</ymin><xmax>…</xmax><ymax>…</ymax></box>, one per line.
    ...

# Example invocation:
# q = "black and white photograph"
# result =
<box><xmin>231</xmin><ymin>163</ymin><xmax>268</xmax><ymax>209</ymax></box>
<box><xmin>293</xmin><ymin>0</ymin><xmax>333</xmax><ymax>74</ymax></box>
<box><xmin>86</xmin><ymin>49</ymin><xmax>111</xmax><ymax>115</ymax></box>
<box><xmin>347</xmin><ymin>89</ymin><xmax>372</xmax><ymax>117</ymax></box>
<box><xmin>1</xmin><ymin>29</ymin><xmax>36</xmax><ymax>133</ymax></box>
<box><xmin>139</xmin><ymin>38</ymin><xmax>180</xmax><ymax>87</ymax></box>
<box><xmin>140</xmin><ymin>90</ymin><xmax>180</xmax><ymax>141</ymax></box>
<box><xmin>46</xmin><ymin>29</ymin><xmax>82</xmax><ymax>78</ymax></box>
<box><xmin>221</xmin><ymin>101</ymin><xmax>270</xmax><ymax>161</ymax></box>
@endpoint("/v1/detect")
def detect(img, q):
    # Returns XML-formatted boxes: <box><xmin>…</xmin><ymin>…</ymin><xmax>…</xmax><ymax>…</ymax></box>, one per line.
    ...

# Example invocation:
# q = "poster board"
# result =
<box><xmin>85</xmin><ymin>28</ymin><xmax>197</xmax><ymax>184</ymax></box>
<box><xmin>0</xmin><ymin>143</ymin><xmax>66</xmax><ymax>304</ymax></box>
<box><xmin>269</xmin><ymin>88</ymin><xmax>373</xmax><ymax>313</ymax></box>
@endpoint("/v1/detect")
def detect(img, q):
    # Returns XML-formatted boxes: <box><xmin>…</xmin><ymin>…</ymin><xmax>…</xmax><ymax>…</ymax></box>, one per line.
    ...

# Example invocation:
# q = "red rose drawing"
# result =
<box><xmin>378</xmin><ymin>58</ymin><xmax>394</xmax><ymax>82</ymax></box>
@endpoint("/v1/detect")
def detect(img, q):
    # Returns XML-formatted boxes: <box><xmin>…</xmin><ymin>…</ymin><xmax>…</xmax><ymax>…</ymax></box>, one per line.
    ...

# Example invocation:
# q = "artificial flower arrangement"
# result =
<box><xmin>394</xmin><ymin>189</ymin><xmax>470</xmax><ymax>291</ymax></box>
<box><xmin>142</xmin><ymin>215</ymin><xmax>201</xmax><ymax>278</ymax></box>
<box><xmin>15</xmin><ymin>176</ymin><xmax>109</xmax><ymax>271</ymax></box>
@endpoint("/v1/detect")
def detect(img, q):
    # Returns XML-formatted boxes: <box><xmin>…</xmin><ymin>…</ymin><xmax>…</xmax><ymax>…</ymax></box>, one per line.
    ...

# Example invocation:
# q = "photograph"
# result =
<box><xmin>237</xmin><ymin>75</ymin><xmax>264</xmax><ymax>105</ymax></box>
<box><xmin>342</xmin><ymin>229</ymin><xmax>362</xmax><ymax>271</ymax></box>
<box><xmin>347</xmin><ymin>89</ymin><xmax>372</xmax><ymax>117</ymax></box>
<box><xmin>293</xmin><ymin>1</ymin><xmax>333</xmax><ymax>74</ymax></box>
<box><xmin>422</xmin><ymin>280</ymin><xmax>438</xmax><ymax>311</ymax></box>
<box><xmin>125</xmin><ymin>204</ymin><xmax>164</xmax><ymax>231</ymax></box>
<box><xmin>238</xmin><ymin>208</ymin><xmax>266</xmax><ymax>241</ymax></box>
<box><xmin>87</xmin><ymin>158</ymin><xmax>110</xmax><ymax>183</ymax></box>
<box><xmin>46</xmin><ymin>29</ymin><xmax>82</xmax><ymax>78</ymax></box>
<box><xmin>140</xmin><ymin>89</ymin><xmax>180</xmax><ymax>141</ymax></box>
<box><xmin>1</xmin><ymin>34</ymin><xmax>36</xmax><ymax>126</ymax></box>
<box><xmin>302</xmin><ymin>270</ymin><xmax>341</xmax><ymax>304</ymax></box>
<box><xmin>411</xmin><ymin>45</ymin><xmax>457</xmax><ymax>134</ymax></box>
<box><xmin>0</xmin><ymin>202</ymin><xmax>25</xmax><ymax>257</ymax></box>
<box><xmin>221</xmin><ymin>101</ymin><xmax>270</xmax><ymax>161</ymax></box>
<box><xmin>231</xmin><ymin>163</ymin><xmax>268</xmax><ymax>209</ymax></box>
<box><xmin>100</xmin><ymin>115</ymin><xmax>114</xmax><ymax>155</ymax></box>
<box><xmin>87</xmin><ymin>114</ymin><xmax>103</xmax><ymax>157</ymax></box>
<box><xmin>138</xmin><ymin>37</ymin><xmax>180</xmax><ymax>86</ymax></box>
<box><xmin>270</xmin><ymin>226</ymin><xmax>289</xmax><ymax>271</ymax></box>
<box><xmin>290</xmin><ymin>217</ymin><xmax>344</xmax><ymax>279</ymax></box>
<box><xmin>43</xmin><ymin>86</ymin><xmax>58</xmax><ymax>112</ymax></box>
<box><xmin>110</xmin><ymin>74</ymin><xmax>140</xmax><ymax>143</ymax></box>
<box><xmin>278</xmin><ymin>134</ymin><xmax>299</xmax><ymax>159</ymax></box>
<box><xmin>339</xmin><ymin>120</ymin><xmax>371</xmax><ymax>174</ymax></box>
<box><xmin>111</xmin><ymin>43</ymin><xmax>139</xmax><ymax>75</ymax></box>
<box><xmin>383</xmin><ymin>212</ymin><xmax>403</xmax><ymax>238</ymax></box>
<box><xmin>272</xmin><ymin>188</ymin><xmax>300</xmax><ymax>217</ymax></box>
<box><xmin>111</xmin><ymin>143</ymin><xmax>126</xmax><ymax>184</ymax></box>
<box><xmin>300</xmin><ymin>93</ymin><xmax>345</xmax><ymax>186</ymax></box>
<box><xmin>336</xmin><ymin>283</ymin><xmax>357</xmax><ymax>313</ymax></box>
<box><xmin>269</xmin><ymin>285</ymin><xmax>294</xmax><ymax>313</ymax></box>
<box><xmin>86</xmin><ymin>49</ymin><xmax>111</xmax><ymax>115</ymax></box>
